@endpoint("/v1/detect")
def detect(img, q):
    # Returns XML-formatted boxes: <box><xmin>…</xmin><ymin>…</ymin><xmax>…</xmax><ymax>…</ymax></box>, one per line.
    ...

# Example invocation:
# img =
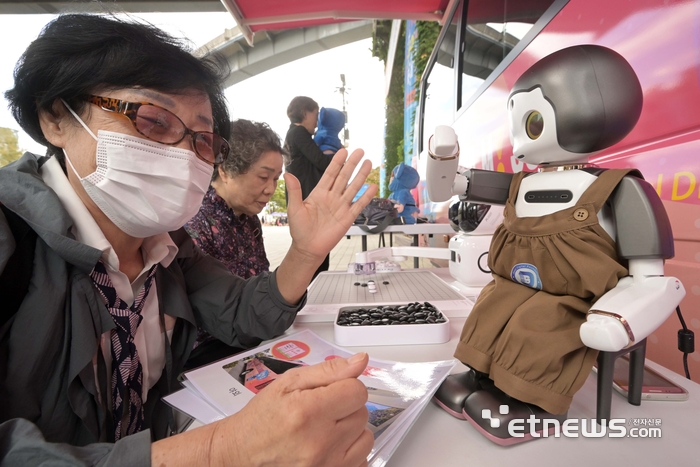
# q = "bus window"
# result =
<box><xmin>421</xmin><ymin>3</ymin><xmax>459</xmax><ymax>154</ymax></box>
<box><xmin>459</xmin><ymin>0</ymin><xmax>558</xmax><ymax>109</ymax></box>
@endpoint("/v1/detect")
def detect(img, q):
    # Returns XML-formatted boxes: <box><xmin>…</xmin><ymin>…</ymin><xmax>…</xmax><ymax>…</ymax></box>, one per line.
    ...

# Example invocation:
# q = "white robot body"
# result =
<box><xmin>515</xmin><ymin>169</ymin><xmax>616</xmax><ymax>238</ymax></box>
<box><xmin>448</xmin><ymin>234</ymin><xmax>493</xmax><ymax>287</ymax></box>
<box><xmin>446</xmin><ymin>203</ymin><xmax>504</xmax><ymax>287</ymax></box>
<box><xmin>515</xmin><ymin>170</ymin><xmax>595</xmax><ymax>216</ymax></box>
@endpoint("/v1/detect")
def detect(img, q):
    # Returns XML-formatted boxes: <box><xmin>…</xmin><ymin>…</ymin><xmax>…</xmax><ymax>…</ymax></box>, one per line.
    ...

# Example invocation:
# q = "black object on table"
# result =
<box><xmin>595</xmin><ymin>338</ymin><xmax>647</xmax><ymax>425</ymax></box>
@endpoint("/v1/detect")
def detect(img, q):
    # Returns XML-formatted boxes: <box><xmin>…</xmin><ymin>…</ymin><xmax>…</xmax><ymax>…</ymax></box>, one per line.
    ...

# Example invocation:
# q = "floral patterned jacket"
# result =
<box><xmin>185</xmin><ymin>186</ymin><xmax>270</xmax><ymax>279</ymax></box>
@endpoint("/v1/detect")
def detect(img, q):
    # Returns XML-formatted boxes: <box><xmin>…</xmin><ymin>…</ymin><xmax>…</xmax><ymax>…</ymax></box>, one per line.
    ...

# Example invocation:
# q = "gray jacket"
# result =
<box><xmin>0</xmin><ymin>153</ymin><xmax>305</xmax><ymax>466</ymax></box>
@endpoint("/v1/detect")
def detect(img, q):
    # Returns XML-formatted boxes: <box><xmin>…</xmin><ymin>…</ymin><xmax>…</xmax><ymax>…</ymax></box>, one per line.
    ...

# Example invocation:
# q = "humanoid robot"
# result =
<box><xmin>428</xmin><ymin>45</ymin><xmax>686</xmax><ymax>444</ymax></box>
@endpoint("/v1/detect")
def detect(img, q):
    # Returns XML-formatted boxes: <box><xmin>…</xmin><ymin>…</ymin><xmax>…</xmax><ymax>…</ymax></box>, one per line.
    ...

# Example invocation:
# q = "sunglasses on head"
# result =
<box><xmin>86</xmin><ymin>95</ymin><xmax>229</xmax><ymax>165</ymax></box>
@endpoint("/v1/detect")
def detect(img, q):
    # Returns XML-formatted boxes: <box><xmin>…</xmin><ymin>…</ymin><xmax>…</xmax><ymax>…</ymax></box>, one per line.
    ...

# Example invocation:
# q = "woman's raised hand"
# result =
<box><xmin>285</xmin><ymin>148</ymin><xmax>377</xmax><ymax>262</ymax></box>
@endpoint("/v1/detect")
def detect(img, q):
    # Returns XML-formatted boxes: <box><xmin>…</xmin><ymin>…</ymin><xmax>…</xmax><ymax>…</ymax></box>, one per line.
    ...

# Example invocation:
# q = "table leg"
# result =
<box><xmin>362</xmin><ymin>236</ymin><xmax>367</xmax><ymax>252</ymax></box>
<box><xmin>413</xmin><ymin>234</ymin><xmax>419</xmax><ymax>268</ymax></box>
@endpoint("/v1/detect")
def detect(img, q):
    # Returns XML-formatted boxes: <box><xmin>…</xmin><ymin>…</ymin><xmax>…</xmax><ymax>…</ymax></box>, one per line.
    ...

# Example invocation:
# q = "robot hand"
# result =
<box><xmin>426</xmin><ymin>126</ymin><xmax>511</xmax><ymax>205</ymax></box>
<box><xmin>580</xmin><ymin>260</ymin><xmax>685</xmax><ymax>351</ymax></box>
<box><xmin>426</xmin><ymin>126</ymin><xmax>468</xmax><ymax>202</ymax></box>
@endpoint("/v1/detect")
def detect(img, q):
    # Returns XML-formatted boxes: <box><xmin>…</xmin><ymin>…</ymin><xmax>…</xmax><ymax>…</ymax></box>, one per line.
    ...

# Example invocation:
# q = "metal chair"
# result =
<box><xmin>595</xmin><ymin>339</ymin><xmax>647</xmax><ymax>425</ymax></box>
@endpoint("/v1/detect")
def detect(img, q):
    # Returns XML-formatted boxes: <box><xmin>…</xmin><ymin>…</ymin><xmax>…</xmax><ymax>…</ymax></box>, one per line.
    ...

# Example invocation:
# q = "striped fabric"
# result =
<box><xmin>90</xmin><ymin>261</ymin><xmax>158</xmax><ymax>441</ymax></box>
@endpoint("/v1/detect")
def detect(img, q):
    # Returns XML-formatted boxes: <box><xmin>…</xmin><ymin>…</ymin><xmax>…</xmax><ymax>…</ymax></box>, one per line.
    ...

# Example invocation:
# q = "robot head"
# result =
<box><xmin>508</xmin><ymin>45</ymin><xmax>643</xmax><ymax>166</ymax></box>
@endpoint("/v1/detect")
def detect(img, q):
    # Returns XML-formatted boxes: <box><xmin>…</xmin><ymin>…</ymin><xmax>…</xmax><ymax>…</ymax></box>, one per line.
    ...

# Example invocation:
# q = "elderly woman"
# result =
<box><xmin>0</xmin><ymin>13</ymin><xmax>376</xmax><ymax>467</ymax></box>
<box><xmin>186</xmin><ymin>119</ymin><xmax>287</xmax><ymax>279</ymax></box>
<box><xmin>184</xmin><ymin>119</ymin><xmax>287</xmax><ymax>367</ymax></box>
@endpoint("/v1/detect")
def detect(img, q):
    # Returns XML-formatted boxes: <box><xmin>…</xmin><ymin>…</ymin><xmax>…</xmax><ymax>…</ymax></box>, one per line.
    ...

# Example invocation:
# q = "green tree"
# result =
<box><xmin>373</xmin><ymin>20</ymin><xmax>441</xmax><ymax>195</ymax></box>
<box><xmin>365</xmin><ymin>167</ymin><xmax>380</xmax><ymax>195</ymax></box>
<box><xmin>268</xmin><ymin>179</ymin><xmax>287</xmax><ymax>213</ymax></box>
<box><xmin>406</xmin><ymin>21</ymin><xmax>441</xmax><ymax>154</ymax></box>
<box><xmin>371</xmin><ymin>20</ymin><xmax>392</xmax><ymax>63</ymax></box>
<box><xmin>372</xmin><ymin>20</ymin><xmax>405</xmax><ymax>196</ymax></box>
<box><xmin>0</xmin><ymin>128</ymin><xmax>24</xmax><ymax>167</ymax></box>
<box><xmin>414</xmin><ymin>21</ymin><xmax>441</xmax><ymax>96</ymax></box>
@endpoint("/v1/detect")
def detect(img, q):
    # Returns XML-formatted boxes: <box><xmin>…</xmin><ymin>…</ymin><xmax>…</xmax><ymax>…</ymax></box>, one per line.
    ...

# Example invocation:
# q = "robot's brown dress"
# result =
<box><xmin>455</xmin><ymin>168</ymin><xmax>638</xmax><ymax>414</ymax></box>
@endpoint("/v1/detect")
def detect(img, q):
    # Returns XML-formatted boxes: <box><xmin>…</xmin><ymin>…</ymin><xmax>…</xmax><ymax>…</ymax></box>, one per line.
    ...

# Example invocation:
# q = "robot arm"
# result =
<box><xmin>426</xmin><ymin>126</ymin><xmax>513</xmax><ymax>204</ymax></box>
<box><xmin>580</xmin><ymin>176</ymin><xmax>686</xmax><ymax>351</ymax></box>
<box><xmin>581</xmin><ymin>272</ymin><xmax>684</xmax><ymax>351</ymax></box>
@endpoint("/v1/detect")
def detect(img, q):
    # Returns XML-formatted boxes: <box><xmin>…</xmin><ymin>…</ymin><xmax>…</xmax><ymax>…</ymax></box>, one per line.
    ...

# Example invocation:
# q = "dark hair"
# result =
<box><xmin>286</xmin><ymin>96</ymin><xmax>319</xmax><ymax>124</ymax></box>
<box><xmin>5</xmin><ymin>13</ymin><xmax>231</xmax><ymax>165</ymax></box>
<box><xmin>213</xmin><ymin>119</ymin><xmax>288</xmax><ymax>181</ymax></box>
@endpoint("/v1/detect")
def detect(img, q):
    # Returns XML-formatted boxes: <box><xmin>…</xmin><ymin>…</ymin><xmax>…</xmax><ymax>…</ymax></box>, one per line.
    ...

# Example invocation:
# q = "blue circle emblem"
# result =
<box><xmin>510</xmin><ymin>263</ymin><xmax>542</xmax><ymax>290</ymax></box>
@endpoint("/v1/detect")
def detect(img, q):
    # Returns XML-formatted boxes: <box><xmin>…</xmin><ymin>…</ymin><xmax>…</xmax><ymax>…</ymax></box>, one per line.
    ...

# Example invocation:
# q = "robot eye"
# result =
<box><xmin>526</xmin><ymin>111</ymin><xmax>544</xmax><ymax>140</ymax></box>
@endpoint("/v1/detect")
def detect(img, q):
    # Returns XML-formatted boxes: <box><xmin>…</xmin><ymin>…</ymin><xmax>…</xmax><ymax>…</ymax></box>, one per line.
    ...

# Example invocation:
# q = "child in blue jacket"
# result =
<box><xmin>389</xmin><ymin>163</ymin><xmax>420</xmax><ymax>224</ymax></box>
<box><xmin>314</xmin><ymin>107</ymin><xmax>345</xmax><ymax>154</ymax></box>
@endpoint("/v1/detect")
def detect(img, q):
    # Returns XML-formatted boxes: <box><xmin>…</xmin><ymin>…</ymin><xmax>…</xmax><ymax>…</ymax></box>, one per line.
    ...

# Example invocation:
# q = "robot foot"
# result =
<box><xmin>462</xmin><ymin>386</ymin><xmax>568</xmax><ymax>446</ymax></box>
<box><xmin>433</xmin><ymin>368</ymin><xmax>489</xmax><ymax>419</ymax></box>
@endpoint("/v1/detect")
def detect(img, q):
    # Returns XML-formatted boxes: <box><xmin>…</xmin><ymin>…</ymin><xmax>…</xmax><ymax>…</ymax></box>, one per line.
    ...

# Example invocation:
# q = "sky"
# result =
<box><xmin>0</xmin><ymin>12</ymin><xmax>387</xmax><ymax>168</ymax></box>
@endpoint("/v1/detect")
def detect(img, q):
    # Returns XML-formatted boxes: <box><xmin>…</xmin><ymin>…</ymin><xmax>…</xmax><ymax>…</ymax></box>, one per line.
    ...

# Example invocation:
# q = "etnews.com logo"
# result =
<box><xmin>482</xmin><ymin>405</ymin><xmax>662</xmax><ymax>439</ymax></box>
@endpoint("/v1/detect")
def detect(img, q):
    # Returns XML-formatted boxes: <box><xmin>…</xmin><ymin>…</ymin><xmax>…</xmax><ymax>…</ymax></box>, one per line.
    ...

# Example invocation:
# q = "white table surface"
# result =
<box><xmin>286</xmin><ymin>319</ymin><xmax>699</xmax><ymax>467</ymax></box>
<box><xmin>188</xmin><ymin>268</ymin><xmax>699</xmax><ymax>466</ymax></box>
<box><xmin>286</xmin><ymin>268</ymin><xmax>700</xmax><ymax>467</ymax></box>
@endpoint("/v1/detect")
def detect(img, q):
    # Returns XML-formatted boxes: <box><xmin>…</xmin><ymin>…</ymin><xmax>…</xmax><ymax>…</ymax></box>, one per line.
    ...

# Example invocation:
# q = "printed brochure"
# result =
<box><xmin>164</xmin><ymin>329</ymin><xmax>455</xmax><ymax>465</ymax></box>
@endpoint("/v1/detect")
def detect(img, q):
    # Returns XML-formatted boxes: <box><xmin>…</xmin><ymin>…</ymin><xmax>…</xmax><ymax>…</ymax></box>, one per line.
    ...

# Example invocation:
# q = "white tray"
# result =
<box><xmin>333</xmin><ymin>303</ymin><xmax>450</xmax><ymax>346</ymax></box>
<box><xmin>298</xmin><ymin>270</ymin><xmax>475</xmax><ymax>323</ymax></box>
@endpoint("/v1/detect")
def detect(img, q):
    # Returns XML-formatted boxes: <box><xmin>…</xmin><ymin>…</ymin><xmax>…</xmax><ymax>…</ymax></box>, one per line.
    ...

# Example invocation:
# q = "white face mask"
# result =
<box><xmin>61</xmin><ymin>100</ymin><xmax>213</xmax><ymax>238</ymax></box>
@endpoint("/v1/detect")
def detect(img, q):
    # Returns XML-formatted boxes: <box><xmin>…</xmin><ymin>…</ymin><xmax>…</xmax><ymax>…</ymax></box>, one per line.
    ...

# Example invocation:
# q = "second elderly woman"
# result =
<box><xmin>184</xmin><ymin>119</ymin><xmax>288</xmax><ymax>366</ymax></box>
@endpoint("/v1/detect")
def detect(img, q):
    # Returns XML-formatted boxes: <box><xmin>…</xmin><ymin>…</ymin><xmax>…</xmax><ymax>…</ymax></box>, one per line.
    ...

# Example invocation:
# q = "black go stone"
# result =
<box><xmin>337</xmin><ymin>303</ymin><xmax>446</xmax><ymax>327</ymax></box>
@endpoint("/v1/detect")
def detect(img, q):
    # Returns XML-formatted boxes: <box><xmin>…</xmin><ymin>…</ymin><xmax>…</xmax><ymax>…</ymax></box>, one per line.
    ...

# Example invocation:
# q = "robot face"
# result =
<box><xmin>508</xmin><ymin>87</ymin><xmax>589</xmax><ymax>166</ymax></box>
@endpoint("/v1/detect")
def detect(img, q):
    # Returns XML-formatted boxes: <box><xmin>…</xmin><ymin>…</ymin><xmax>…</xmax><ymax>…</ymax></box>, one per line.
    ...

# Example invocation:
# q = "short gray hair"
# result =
<box><xmin>213</xmin><ymin>119</ymin><xmax>289</xmax><ymax>180</ymax></box>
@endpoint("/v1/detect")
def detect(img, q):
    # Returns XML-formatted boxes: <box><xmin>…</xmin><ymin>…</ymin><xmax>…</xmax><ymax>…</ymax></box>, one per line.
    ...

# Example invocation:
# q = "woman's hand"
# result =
<box><xmin>152</xmin><ymin>354</ymin><xmax>373</xmax><ymax>467</ymax></box>
<box><xmin>273</xmin><ymin>149</ymin><xmax>377</xmax><ymax>304</ymax></box>
<box><xmin>285</xmin><ymin>148</ymin><xmax>377</xmax><ymax>260</ymax></box>
<box><xmin>210</xmin><ymin>353</ymin><xmax>373</xmax><ymax>467</ymax></box>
